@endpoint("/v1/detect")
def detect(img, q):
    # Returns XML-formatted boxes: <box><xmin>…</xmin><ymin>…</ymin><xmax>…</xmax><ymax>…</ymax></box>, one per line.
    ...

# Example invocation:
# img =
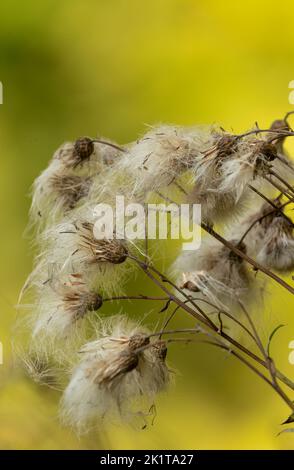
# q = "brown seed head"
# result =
<box><xmin>269</xmin><ymin>119</ymin><xmax>291</xmax><ymax>152</ymax></box>
<box><xmin>152</xmin><ymin>341</ymin><xmax>168</xmax><ymax>361</ymax></box>
<box><xmin>257</xmin><ymin>141</ymin><xmax>278</xmax><ymax>162</ymax></box>
<box><xmin>128</xmin><ymin>333</ymin><xmax>150</xmax><ymax>351</ymax></box>
<box><xmin>216</xmin><ymin>134</ymin><xmax>238</xmax><ymax>159</ymax></box>
<box><xmin>84</xmin><ymin>292</ymin><xmax>103</xmax><ymax>312</ymax></box>
<box><xmin>97</xmin><ymin>350</ymin><xmax>139</xmax><ymax>386</ymax></box>
<box><xmin>78</xmin><ymin>222</ymin><xmax>128</xmax><ymax>264</ymax></box>
<box><xmin>270</xmin><ymin>119</ymin><xmax>290</xmax><ymax>133</ymax></box>
<box><xmin>74</xmin><ymin>137</ymin><xmax>94</xmax><ymax>163</ymax></box>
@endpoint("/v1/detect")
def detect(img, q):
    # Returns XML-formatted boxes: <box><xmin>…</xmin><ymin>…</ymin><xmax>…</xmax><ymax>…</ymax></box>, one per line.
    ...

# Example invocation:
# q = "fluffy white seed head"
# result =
<box><xmin>30</xmin><ymin>138</ymin><xmax>122</xmax><ymax>230</ymax></box>
<box><xmin>61</xmin><ymin>317</ymin><xmax>170</xmax><ymax>432</ymax></box>
<box><xmin>256</xmin><ymin>214</ymin><xmax>294</xmax><ymax>272</ymax></box>
<box><xmin>30</xmin><ymin>273</ymin><xmax>102</xmax><ymax>342</ymax></box>
<box><xmin>114</xmin><ymin>125</ymin><xmax>214</xmax><ymax>200</ymax></box>
<box><xmin>231</xmin><ymin>201</ymin><xmax>294</xmax><ymax>273</ymax></box>
<box><xmin>34</xmin><ymin>219</ymin><xmax>133</xmax><ymax>297</ymax></box>
<box><xmin>188</xmin><ymin>135</ymin><xmax>278</xmax><ymax>225</ymax></box>
<box><xmin>174</xmin><ymin>238</ymin><xmax>257</xmax><ymax>310</ymax></box>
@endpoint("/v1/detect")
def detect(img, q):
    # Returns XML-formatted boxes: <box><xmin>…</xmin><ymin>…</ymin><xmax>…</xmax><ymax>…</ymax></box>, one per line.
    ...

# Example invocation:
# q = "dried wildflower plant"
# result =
<box><xmin>19</xmin><ymin>115</ymin><xmax>294</xmax><ymax>434</ymax></box>
<box><xmin>30</xmin><ymin>137</ymin><xmax>123</xmax><ymax>230</ymax></box>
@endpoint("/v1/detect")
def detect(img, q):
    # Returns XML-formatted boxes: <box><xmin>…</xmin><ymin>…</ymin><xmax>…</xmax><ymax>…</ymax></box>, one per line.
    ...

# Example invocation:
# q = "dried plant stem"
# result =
<box><xmin>238</xmin><ymin>302</ymin><xmax>294</xmax><ymax>411</ymax></box>
<box><xmin>236</xmin><ymin>128</ymin><xmax>294</xmax><ymax>140</ymax></box>
<box><xmin>156</xmin><ymin>190</ymin><xmax>294</xmax><ymax>294</ymax></box>
<box><xmin>269</xmin><ymin>169</ymin><xmax>294</xmax><ymax>197</ymax></box>
<box><xmin>276</xmin><ymin>154</ymin><xmax>294</xmax><ymax>174</ymax></box>
<box><xmin>132</xmin><ymin>286</ymin><xmax>294</xmax><ymax>412</ymax></box>
<box><xmin>104</xmin><ymin>295</ymin><xmax>170</xmax><ymax>302</ymax></box>
<box><xmin>238</xmin><ymin>201</ymin><xmax>292</xmax><ymax>245</ymax></box>
<box><xmin>263</xmin><ymin>176</ymin><xmax>294</xmax><ymax>203</ymax></box>
<box><xmin>248</xmin><ymin>185</ymin><xmax>293</xmax><ymax>226</ymax></box>
<box><xmin>129</xmin><ymin>254</ymin><xmax>294</xmax><ymax>394</ymax></box>
<box><xmin>201</xmin><ymin>223</ymin><xmax>294</xmax><ymax>294</ymax></box>
<box><xmin>92</xmin><ymin>139</ymin><xmax>126</xmax><ymax>153</ymax></box>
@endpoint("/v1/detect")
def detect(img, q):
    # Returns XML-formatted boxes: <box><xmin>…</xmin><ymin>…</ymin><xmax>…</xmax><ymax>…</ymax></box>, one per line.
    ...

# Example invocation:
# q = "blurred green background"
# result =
<box><xmin>0</xmin><ymin>0</ymin><xmax>294</xmax><ymax>450</ymax></box>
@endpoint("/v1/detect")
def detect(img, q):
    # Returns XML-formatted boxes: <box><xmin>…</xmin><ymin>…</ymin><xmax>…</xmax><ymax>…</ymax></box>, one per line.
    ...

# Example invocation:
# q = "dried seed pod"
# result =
<box><xmin>95</xmin><ymin>332</ymin><xmax>150</xmax><ymax>387</ymax></box>
<box><xmin>96</xmin><ymin>350</ymin><xmax>139</xmax><ymax>386</ymax></box>
<box><xmin>270</xmin><ymin>119</ymin><xmax>290</xmax><ymax>132</ymax></box>
<box><xmin>128</xmin><ymin>333</ymin><xmax>150</xmax><ymax>350</ymax></box>
<box><xmin>187</xmin><ymin>134</ymin><xmax>278</xmax><ymax>225</ymax></box>
<box><xmin>231</xmin><ymin>200</ymin><xmax>294</xmax><ymax>273</ymax></box>
<box><xmin>175</xmin><ymin>238</ymin><xmax>257</xmax><ymax>310</ymax></box>
<box><xmin>56</xmin><ymin>137</ymin><xmax>94</xmax><ymax>168</ymax></box>
<box><xmin>62</xmin><ymin>288</ymin><xmax>103</xmax><ymax>320</ymax></box>
<box><xmin>115</xmin><ymin>125</ymin><xmax>213</xmax><ymax>199</ymax></box>
<box><xmin>256</xmin><ymin>213</ymin><xmax>294</xmax><ymax>273</ymax></box>
<box><xmin>270</xmin><ymin>119</ymin><xmax>290</xmax><ymax>153</ymax></box>
<box><xmin>254</xmin><ymin>141</ymin><xmax>278</xmax><ymax>164</ymax></box>
<box><xmin>77</xmin><ymin>221</ymin><xmax>128</xmax><ymax>265</ymax></box>
<box><xmin>30</xmin><ymin>136</ymin><xmax>123</xmax><ymax>230</ymax></box>
<box><xmin>152</xmin><ymin>341</ymin><xmax>168</xmax><ymax>362</ymax></box>
<box><xmin>73</xmin><ymin>137</ymin><xmax>95</xmax><ymax>164</ymax></box>
<box><xmin>203</xmin><ymin>133</ymin><xmax>238</xmax><ymax>161</ymax></box>
<box><xmin>31</xmin><ymin>274</ymin><xmax>103</xmax><ymax>341</ymax></box>
<box><xmin>61</xmin><ymin>317</ymin><xmax>171</xmax><ymax>431</ymax></box>
<box><xmin>34</xmin><ymin>218</ymin><xmax>134</xmax><ymax>297</ymax></box>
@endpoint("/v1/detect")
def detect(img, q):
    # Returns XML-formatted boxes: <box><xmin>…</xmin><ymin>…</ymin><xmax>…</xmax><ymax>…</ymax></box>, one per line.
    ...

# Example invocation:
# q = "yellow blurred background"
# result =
<box><xmin>0</xmin><ymin>0</ymin><xmax>294</xmax><ymax>449</ymax></box>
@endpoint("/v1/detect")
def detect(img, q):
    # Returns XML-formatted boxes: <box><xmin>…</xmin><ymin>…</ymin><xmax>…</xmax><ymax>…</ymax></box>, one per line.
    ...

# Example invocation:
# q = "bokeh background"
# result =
<box><xmin>0</xmin><ymin>0</ymin><xmax>294</xmax><ymax>450</ymax></box>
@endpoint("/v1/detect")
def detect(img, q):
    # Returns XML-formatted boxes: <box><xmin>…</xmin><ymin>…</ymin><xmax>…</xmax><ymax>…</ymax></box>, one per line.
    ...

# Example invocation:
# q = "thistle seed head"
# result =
<box><xmin>175</xmin><ymin>238</ymin><xmax>255</xmax><ymax>310</ymax></box>
<box><xmin>270</xmin><ymin>119</ymin><xmax>290</xmax><ymax>133</ymax></box>
<box><xmin>256</xmin><ymin>141</ymin><xmax>278</xmax><ymax>162</ymax></box>
<box><xmin>96</xmin><ymin>333</ymin><xmax>150</xmax><ymax>385</ymax></box>
<box><xmin>256</xmin><ymin>213</ymin><xmax>294</xmax><ymax>272</ymax></box>
<box><xmin>61</xmin><ymin>317</ymin><xmax>171</xmax><ymax>430</ymax></box>
<box><xmin>152</xmin><ymin>341</ymin><xmax>168</xmax><ymax>362</ymax></box>
<box><xmin>231</xmin><ymin>200</ymin><xmax>294</xmax><ymax>271</ymax></box>
<box><xmin>211</xmin><ymin>133</ymin><xmax>238</xmax><ymax>161</ymax></box>
<box><xmin>128</xmin><ymin>333</ymin><xmax>150</xmax><ymax>351</ymax></box>
<box><xmin>56</xmin><ymin>137</ymin><xmax>94</xmax><ymax>168</ymax></box>
<box><xmin>62</xmin><ymin>289</ymin><xmax>103</xmax><ymax>320</ymax></box>
<box><xmin>95</xmin><ymin>350</ymin><xmax>139</xmax><ymax>386</ymax></box>
<box><xmin>78</xmin><ymin>221</ymin><xmax>128</xmax><ymax>264</ymax></box>
<box><xmin>32</xmin><ymin>274</ymin><xmax>103</xmax><ymax>340</ymax></box>
<box><xmin>73</xmin><ymin>137</ymin><xmax>95</xmax><ymax>163</ymax></box>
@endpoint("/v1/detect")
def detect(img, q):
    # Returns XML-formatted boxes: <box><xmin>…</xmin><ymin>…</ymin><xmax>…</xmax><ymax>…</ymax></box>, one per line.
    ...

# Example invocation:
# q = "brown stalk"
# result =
<box><xmin>156</xmin><ymin>189</ymin><xmax>294</xmax><ymax>294</ymax></box>
<box><xmin>128</xmin><ymin>253</ymin><xmax>294</xmax><ymax>393</ymax></box>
